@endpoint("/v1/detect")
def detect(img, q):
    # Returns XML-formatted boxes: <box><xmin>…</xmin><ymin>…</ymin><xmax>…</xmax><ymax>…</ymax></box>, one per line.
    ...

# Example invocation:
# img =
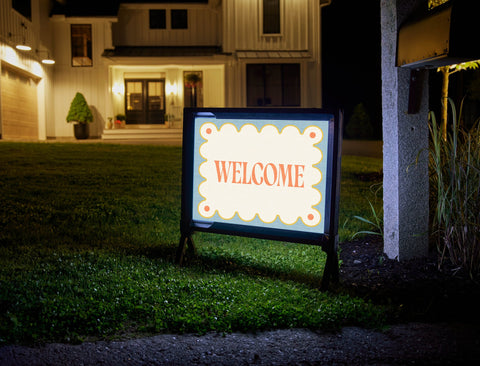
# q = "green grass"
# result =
<box><xmin>0</xmin><ymin>142</ymin><xmax>383</xmax><ymax>344</ymax></box>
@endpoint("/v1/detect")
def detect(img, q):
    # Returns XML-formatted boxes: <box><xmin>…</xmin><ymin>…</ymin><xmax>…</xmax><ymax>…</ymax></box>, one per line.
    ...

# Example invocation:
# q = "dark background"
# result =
<box><xmin>322</xmin><ymin>0</ymin><xmax>382</xmax><ymax>140</ymax></box>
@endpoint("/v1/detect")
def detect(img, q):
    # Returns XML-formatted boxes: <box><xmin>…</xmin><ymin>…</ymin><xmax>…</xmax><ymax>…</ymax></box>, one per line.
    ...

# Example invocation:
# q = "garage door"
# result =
<box><xmin>1</xmin><ymin>65</ymin><xmax>38</xmax><ymax>140</ymax></box>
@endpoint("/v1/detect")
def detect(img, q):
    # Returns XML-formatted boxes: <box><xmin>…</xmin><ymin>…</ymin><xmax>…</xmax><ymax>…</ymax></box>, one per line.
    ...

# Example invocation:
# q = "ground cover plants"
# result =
<box><xmin>0</xmin><ymin>142</ymin><xmax>383</xmax><ymax>344</ymax></box>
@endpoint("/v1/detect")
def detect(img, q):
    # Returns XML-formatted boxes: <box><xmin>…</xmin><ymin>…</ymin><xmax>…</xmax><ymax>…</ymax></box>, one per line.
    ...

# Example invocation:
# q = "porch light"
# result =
<box><xmin>16</xmin><ymin>41</ymin><xmax>31</xmax><ymax>51</ymax></box>
<box><xmin>112</xmin><ymin>83</ymin><xmax>124</xmax><ymax>95</ymax></box>
<box><xmin>37</xmin><ymin>49</ymin><xmax>55</xmax><ymax>64</ymax></box>
<box><xmin>167</xmin><ymin>82</ymin><xmax>178</xmax><ymax>96</ymax></box>
<box><xmin>11</xmin><ymin>23</ymin><xmax>32</xmax><ymax>51</ymax></box>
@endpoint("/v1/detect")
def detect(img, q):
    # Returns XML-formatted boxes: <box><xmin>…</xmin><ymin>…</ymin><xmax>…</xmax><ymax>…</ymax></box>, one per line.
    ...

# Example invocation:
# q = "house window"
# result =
<box><xmin>263</xmin><ymin>0</ymin><xmax>280</xmax><ymax>34</ymax></box>
<box><xmin>247</xmin><ymin>64</ymin><xmax>300</xmax><ymax>107</ymax></box>
<box><xmin>71</xmin><ymin>24</ymin><xmax>92</xmax><ymax>67</ymax></box>
<box><xmin>149</xmin><ymin>9</ymin><xmax>166</xmax><ymax>29</ymax></box>
<box><xmin>171</xmin><ymin>9</ymin><xmax>188</xmax><ymax>29</ymax></box>
<box><xmin>12</xmin><ymin>0</ymin><xmax>31</xmax><ymax>20</ymax></box>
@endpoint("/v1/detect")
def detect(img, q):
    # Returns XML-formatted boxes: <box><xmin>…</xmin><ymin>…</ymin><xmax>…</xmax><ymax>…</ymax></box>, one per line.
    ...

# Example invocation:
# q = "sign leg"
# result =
<box><xmin>321</xmin><ymin>245</ymin><xmax>339</xmax><ymax>291</ymax></box>
<box><xmin>176</xmin><ymin>234</ymin><xmax>196</xmax><ymax>265</ymax></box>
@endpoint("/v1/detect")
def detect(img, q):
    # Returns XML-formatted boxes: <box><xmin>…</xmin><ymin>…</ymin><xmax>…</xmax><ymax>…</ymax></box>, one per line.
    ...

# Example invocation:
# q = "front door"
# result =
<box><xmin>125</xmin><ymin>79</ymin><xmax>165</xmax><ymax>124</ymax></box>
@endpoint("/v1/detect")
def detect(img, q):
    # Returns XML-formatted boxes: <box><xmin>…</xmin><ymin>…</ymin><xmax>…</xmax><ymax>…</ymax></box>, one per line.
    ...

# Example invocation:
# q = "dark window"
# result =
<box><xmin>149</xmin><ymin>9</ymin><xmax>166</xmax><ymax>29</ymax></box>
<box><xmin>12</xmin><ymin>0</ymin><xmax>31</xmax><ymax>20</ymax></box>
<box><xmin>171</xmin><ymin>9</ymin><xmax>188</xmax><ymax>29</ymax></box>
<box><xmin>263</xmin><ymin>0</ymin><xmax>280</xmax><ymax>34</ymax></box>
<box><xmin>247</xmin><ymin>64</ymin><xmax>300</xmax><ymax>107</ymax></box>
<box><xmin>71</xmin><ymin>24</ymin><xmax>92</xmax><ymax>67</ymax></box>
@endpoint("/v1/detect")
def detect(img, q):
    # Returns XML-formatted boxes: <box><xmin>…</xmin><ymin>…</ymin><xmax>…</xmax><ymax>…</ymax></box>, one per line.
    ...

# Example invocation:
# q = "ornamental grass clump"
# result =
<box><xmin>429</xmin><ymin>99</ymin><xmax>480</xmax><ymax>278</ymax></box>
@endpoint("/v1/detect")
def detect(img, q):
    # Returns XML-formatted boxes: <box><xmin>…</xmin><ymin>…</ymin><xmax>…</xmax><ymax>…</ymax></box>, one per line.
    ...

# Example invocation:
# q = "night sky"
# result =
<box><xmin>322</xmin><ymin>0</ymin><xmax>382</xmax><ymax>139</ymax></box>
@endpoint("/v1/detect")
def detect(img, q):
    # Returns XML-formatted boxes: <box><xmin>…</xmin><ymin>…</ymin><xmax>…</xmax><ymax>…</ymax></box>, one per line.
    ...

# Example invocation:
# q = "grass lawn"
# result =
<box><xmin>0</xmin><ymin>142</ymin><xmax>383</xmax><ymax>344</ymax></box>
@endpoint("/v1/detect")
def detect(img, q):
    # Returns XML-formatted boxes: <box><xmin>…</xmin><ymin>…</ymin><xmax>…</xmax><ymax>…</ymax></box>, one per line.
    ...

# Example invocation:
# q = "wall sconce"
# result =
<box><xmin>166</xmin><ymin>82</ymin><xmax>178</xmax><ymax>96</ymax></box>
<box><xmin>112</xmin><ymin>82</ymin><xmax>125</xmax><ymax>95</ymax></box>
<box><xmin>36</xmin><ymin>49</ymin><xmax>55</xmax><ymax>65</ymax></box>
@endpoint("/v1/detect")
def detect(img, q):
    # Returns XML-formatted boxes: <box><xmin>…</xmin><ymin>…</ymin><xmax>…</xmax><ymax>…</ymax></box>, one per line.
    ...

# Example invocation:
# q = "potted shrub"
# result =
<box><xmin>66</xmin><ymin>92</ymin><xmax>93</xmax><ymax>139</ymax></box>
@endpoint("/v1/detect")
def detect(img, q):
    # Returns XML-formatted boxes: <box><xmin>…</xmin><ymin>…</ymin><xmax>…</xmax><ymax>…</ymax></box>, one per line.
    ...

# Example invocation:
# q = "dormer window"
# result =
<box><xmin>149</xmin><ymin>9</ymin><xmax>166</xmax><ymax>29</ymax></box>
<box><xmin>171</xmin><ymin>9</ymin><xmax>188</xmax><ymax>29</ymax></box>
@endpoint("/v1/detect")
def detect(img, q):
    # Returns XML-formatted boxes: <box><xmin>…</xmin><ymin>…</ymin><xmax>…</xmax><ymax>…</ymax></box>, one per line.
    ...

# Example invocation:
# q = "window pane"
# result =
<box><xmin>263</xmin><ymin>0</ymin><xmax>280</xmax><ymax>34</ymax></box>
<box><xmin>71</xmin><ymin>24</ymin><xmax>92</xmax><ymax>67</ymax></box>
<box><xmin>282</xmin><ymin>64</ymin><xmax>301</xmax><ymax>106</ymax></box>
<box><xmin>247</xmin><ymin>63</ymin><xmax>300</xmax><ymax>107</ymax></box>
<box><xmin>126</xmin><ymin>82</ymin><xmax>143</xmax><ymax>111</ymax></box>
<box><xmin>171</xmin><ymin>9</ymin><xmax>188</xmax><ymax>29</ymax></box>
<box><xmin>148</xmin><ymin>81</ymin><xmax>165</xmax><ymax>110</ymax></box>
<box><xmin>247</xmin><ymin>64</ymin><xmax>265</xmax><ymax>106</ymax></box>
<box><xmin>149</xmin><ymin>9</ymin><xmax>166</xmax><ymax>29</ymax></box>
<box><xmin>264</xmin><ymin>65</ymin><xmax>282</xmax><ymax>106</ymax></box>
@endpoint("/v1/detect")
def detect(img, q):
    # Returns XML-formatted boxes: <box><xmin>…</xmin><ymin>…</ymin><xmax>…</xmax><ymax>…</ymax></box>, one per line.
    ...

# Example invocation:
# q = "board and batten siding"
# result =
<box><xmin>51</xmin><ymin>19</ymin><xmax>111</xmax><ymax>137</ymax></box>
<box><xmin>223</xmin><ymin>0</ymin><xmax>311</xmax><ymax>52</ymax></box>
<box><xmin>112</xmin><ymin>6</ymin><xmax>221</xmax><ymax>46</ymax></box>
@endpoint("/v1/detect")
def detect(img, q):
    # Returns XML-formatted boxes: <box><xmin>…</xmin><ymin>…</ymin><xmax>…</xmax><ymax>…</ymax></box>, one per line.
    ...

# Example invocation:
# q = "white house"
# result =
<box><xmin>0</xmin><ymin>0</ymin><xmax>330</xmax><ymax>141</ymax></box>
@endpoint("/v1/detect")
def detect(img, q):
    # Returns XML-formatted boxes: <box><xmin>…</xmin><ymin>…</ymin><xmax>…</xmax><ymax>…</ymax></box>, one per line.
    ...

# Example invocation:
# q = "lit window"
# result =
<box><xmin>263</xmin><ymin>0</ymin><xmax>280</xmax><ymax>34</ymax></box>
<box><xmin>150</xmin><ymin>9</ymin><xmax>166</xmax><ymax>29</ymax></box>
<box><xmin>71</xmin><ymin>24</ymin><xmax>92</xmax><ymax>67</ymax></box>
<box><xmin>171</xmin><ymin>9</ymin><xmax>188</xmax><ymax>29</ymax></box>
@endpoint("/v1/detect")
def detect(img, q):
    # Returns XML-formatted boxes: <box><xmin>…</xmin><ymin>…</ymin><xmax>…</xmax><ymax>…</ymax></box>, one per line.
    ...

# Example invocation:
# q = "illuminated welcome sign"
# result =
<box><xmin>179</xmin><ymin>108</ymin><xmax>343</xmax><ymax>286</ymax></box>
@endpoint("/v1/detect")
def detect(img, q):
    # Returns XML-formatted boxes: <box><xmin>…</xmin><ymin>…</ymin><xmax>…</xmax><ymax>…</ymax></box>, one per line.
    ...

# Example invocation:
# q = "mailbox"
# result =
<box><xmin>397</xmin><ymin>1</ymin><xmax>480</xmax><ymax>68</ymax></box>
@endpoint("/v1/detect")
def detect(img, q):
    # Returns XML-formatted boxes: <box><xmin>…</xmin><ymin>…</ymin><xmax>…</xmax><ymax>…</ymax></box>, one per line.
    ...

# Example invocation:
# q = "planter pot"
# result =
<box><xmin>74</xmin><ymin>123</ymin><xmax>89</xmax><ymax>140</ymax></box>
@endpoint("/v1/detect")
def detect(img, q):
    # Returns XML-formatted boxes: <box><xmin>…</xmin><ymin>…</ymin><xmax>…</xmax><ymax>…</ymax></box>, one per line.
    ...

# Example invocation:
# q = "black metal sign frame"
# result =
<box><xmin>177</xmin><ymin>108</ymin><xmax>342</xmax><ymax>289</ymax></box>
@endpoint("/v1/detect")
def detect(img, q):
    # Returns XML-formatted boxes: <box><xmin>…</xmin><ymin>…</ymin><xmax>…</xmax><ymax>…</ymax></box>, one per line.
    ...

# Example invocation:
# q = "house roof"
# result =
<box><xmin>51</xmin><ymin>0</ymin><xmax>120</xmax><ymax>17</ymax></box>
<box><xmin>102</xmin><ymin>46</ymin><xmax>224</xmax><ymax>58</ymax></box>
<box><xmin>51</xmin><ymin>0</ymin><xmax>208</xmax><ymax>17</ymax></box>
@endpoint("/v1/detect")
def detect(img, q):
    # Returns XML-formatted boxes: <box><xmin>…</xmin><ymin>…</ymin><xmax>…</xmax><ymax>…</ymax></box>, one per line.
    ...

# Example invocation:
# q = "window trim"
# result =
<box><xmin>259</xmin><ymin>0</ymin><xmax>284</xmax><ymax>37</ymax></box>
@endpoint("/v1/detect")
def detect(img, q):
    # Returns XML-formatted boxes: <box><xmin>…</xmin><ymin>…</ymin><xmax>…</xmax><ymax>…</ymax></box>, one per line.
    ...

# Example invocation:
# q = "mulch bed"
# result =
<box><xmin>338</xmin><ymin>236</ymin><xmax>480</xmax><ymax>323</ymax></box>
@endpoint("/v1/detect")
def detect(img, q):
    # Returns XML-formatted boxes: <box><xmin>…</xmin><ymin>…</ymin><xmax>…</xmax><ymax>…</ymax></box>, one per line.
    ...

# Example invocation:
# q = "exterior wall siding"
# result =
<box><xmin>223</xmin><ymin>0</ymin><xmax>311</xmax><ymax>52</ymax></box>
<box><xmin>113</xmin><ymin>5</ymin><xmax>220</xmax><ymax>46</ymax></box>
<box><xmin>51</xmin><ymin>19</ymin><xmax>112</xmax><ymax>137</ymax></box>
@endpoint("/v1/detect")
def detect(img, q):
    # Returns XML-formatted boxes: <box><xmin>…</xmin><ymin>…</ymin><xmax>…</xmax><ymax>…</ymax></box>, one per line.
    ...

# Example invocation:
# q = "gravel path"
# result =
<box><xmin>2</xmin><ymin>322</ymin><xmax>479</xmax><ymax>365</ymax></box>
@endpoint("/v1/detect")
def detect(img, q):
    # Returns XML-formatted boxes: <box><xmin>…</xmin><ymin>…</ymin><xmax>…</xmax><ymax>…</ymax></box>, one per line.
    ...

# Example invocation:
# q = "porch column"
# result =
<box><xmin>381</xmin><ymin>0</ymin><xmax>429</xmax><ymax>260</ymax></box>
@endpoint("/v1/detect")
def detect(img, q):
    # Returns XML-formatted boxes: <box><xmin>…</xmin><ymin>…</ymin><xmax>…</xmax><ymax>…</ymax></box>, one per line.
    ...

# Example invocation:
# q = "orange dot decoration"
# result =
<box><xmin>206</xmin><ymin>128</ymin><xmax>212</xmax><ymax>135</ymax></box>
<box><xmin>307</xmin><ymin>214</ymin><xmax>314</xmax><ymax>221</ymax></box>
<box><xmin>309</xmin><ymin>132</ymin><xmax>316</xmax><ymax>139</ymax></box>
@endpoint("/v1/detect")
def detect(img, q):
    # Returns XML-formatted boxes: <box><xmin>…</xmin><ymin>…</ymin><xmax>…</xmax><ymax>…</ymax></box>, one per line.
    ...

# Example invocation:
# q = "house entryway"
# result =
<box><xmin>125</xmin><ymin>79</ymin><xmax>165</xmax><ymax>124</ymax></box>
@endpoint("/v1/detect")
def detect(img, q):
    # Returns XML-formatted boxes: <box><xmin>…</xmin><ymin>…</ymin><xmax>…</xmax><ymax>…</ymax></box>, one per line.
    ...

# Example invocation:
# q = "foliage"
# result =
<box><xmin>345</xmin><ymin>103</ymin><xmax>374</xmax><ymax>140</ymax></box>
<box><xmin>115</xmin><ymin>114</ymin><xmax>126</xmax><ymax>121</ymax></box>
<box><xmin>428</xmin><ymin>0</ymin><xmax>449</xmax><ymax>10</ymax></box>
<box><xmin>0</xmin><ymin>143</ymin><xmax>385</xmax><ymax>344</ymax></box>
<box><xmin>66</xmin><ymin>93</ymin><xmax>93</xmax><ymax>124</ymax></box>
<box><xmin>429</xmin><ymin>99</ymin><xmax>480</xmax><ymax>278</ymax></box>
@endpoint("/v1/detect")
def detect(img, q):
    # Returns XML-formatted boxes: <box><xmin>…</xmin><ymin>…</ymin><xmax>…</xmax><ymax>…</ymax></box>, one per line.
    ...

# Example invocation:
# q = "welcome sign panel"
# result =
<box><xmin>182</xmin><ymin>108</ymin><xmax>338</xmax><ymax>244</ymax></box>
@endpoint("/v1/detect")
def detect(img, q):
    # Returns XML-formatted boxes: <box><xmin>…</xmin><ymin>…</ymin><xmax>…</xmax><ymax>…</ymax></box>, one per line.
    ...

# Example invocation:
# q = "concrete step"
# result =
<box><xmin>102</xmin><ymin>127</ymin><xmax>182</xmax><ymax>141</ymax></box>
